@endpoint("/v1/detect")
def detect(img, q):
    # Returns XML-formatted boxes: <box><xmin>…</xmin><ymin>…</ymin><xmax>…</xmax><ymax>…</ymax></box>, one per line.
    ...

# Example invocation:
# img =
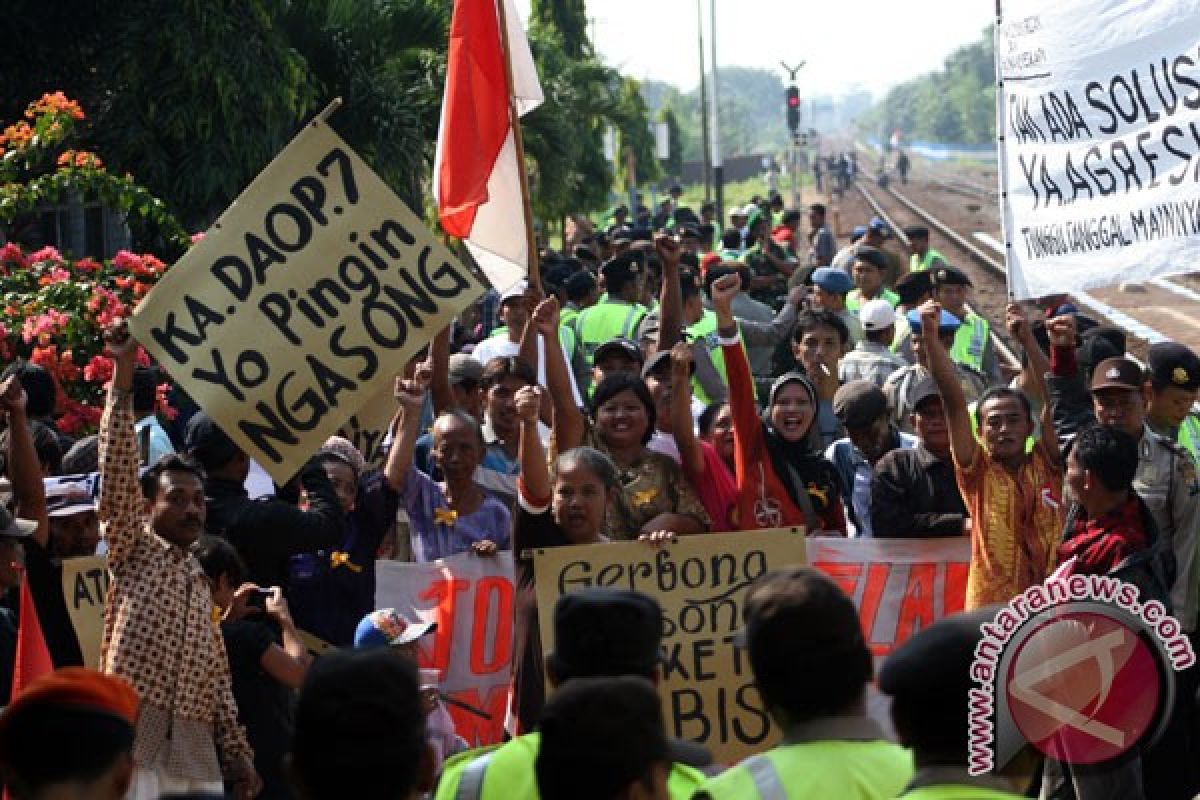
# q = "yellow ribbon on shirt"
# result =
<box><xmin>434</xmin><ymin>507</ymin><xmax>458</xmax><ymax>526</ymax></box>
<box><xmin>330</xmin><ymin>551</ymin><xmax>362</xmax><ymax>573</ymax></box>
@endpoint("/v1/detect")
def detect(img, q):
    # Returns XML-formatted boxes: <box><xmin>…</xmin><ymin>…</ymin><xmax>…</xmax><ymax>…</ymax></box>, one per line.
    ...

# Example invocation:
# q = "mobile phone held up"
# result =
<box><xmin>247</xmin><ymin>588</ymin><xmax>273</xmax><ymax>611</ymax></box>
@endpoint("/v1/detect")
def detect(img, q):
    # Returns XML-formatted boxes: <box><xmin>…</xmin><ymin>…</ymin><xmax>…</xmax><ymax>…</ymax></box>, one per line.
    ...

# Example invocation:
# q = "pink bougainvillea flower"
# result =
<box><xmin>0</xmin><ymin>243</ymin><xmax>26</xmax><ymax>268</ymax></box>
<box><xmin>83</xmin><ymin>354</ymin><xmax>114</xmax><ymax>384</ymax></box>
<box><xmin>28</xmin><ymin>245</ymin><xmax>62</xmax><ymax>265</ymax></box>
<box><xmin>111</xmin><ymin>250</ymin><xmax>144</xmax><ymax>273</ymax></box>
<box><xmin>73</xmin><ymin>257</ymin><xmax>102</xmax><ymax>275</ymax></box>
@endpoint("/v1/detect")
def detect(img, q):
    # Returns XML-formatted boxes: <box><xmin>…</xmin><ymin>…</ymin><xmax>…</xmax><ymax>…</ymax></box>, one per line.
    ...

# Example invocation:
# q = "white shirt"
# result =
<box><xmin>471</xmin><ymin>332</ymin><xmax>584</xmax><ymax>407</ymax></box>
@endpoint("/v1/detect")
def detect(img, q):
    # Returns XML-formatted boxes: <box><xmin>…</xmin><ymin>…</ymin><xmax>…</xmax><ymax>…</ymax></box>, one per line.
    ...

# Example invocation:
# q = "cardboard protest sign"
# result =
<box><xmin>533</xmin><ymin>530</ymin><xmax>807</xmax><ymax>764</ymax></box>
<box><xmin>61</xmin><ymin>556</ymin><xmax>109</xmax><ymax>668</ymax></box>
<box><xmin>130</xmin><ymin>120</ymin><xmax>486</xmax><ymax>483</ymax></box>
<box><xmin>375</xmin><ymin>552</ymin><xmax>515</xmax><ymax>746</ymax></box>
<box><xmin>334</xmin><ymin>381</ymin><xmax>397</xmax><ymax>469</ymax></box>
<box><xmin>997</xmin><ymin>1</ymin><xmax>1200</xmax><ymax>298</ymax></box>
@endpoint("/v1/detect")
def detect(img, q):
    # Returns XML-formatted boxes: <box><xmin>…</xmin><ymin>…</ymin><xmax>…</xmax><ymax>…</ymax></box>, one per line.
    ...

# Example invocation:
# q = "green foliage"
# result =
<box><xmin>530</xmin><ymin>0</ymin><xmax>590</xmax><ymax>59</ymax></box>
<box><xmin>859</xmin><ymin>27</ymin><xmax>996</xmax><ymax>145</ymax></box>
<box><xmin>614</xmin><ymin>77</ymin><xmax>661</xmax><ymax>188</ymax></box>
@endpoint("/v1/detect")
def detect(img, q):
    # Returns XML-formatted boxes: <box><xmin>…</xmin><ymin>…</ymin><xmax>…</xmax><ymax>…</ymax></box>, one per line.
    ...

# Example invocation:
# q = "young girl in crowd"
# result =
<box><xmin>536</xmin><ymin>297</ymin><xmax>709</xmax><ymax>538</ymax></box>
<box><xmin>713</xmin><ymin>273</ymin><xmax>847</xmax><ymax>534</ymax></box>
<box><xmin>387</xmin><ymin>375</ymin><xmax>511</xmax><ymax>562</ymax></box>
<box><xmin>509</xmin><ymin>385</ymin><xmax>674</xmax><ymax>732</ymax></box>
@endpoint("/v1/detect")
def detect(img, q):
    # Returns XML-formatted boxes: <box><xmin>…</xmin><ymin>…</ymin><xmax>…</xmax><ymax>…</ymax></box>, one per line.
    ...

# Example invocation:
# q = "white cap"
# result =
<box><xmin>499</xmin><ymin>279</ymin><xmax>529</xmax><ymax>304</ymax></box>
<box><xmin>859</xmin><ymin>298</ymin><xmax>896</xmax><ymax>332</ymax></box>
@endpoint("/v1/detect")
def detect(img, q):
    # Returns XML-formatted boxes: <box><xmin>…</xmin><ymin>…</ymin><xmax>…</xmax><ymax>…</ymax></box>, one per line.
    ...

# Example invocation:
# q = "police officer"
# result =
<box><xmin>434</xmin><ymin>589</ymin><xmax>708</xmax><ymax>800</ymax></box>
<box><xmin>845</xmin><ymin>247</ymin><xmax>900</xmax><ymax>313</ymax></box>
<box><xmin>902</xmin><ymin>225</ymin><xmax>946</xmax><ymax>274</ymax></box>
<box><xmin>1147</xmin><ymin>341</ymin><xmax>1200</xmax><ymax>465</ymax></box>
<box><xmin>810</xmin><ymin>267</ymin><xmax>863</xmax><ymax>348</ymax></box>
<box><xmin>879</xmin><ymin>607</ymin><xmax>1031</xmax><ymax>799</ymax></box>
<box><xmin>572</xmin><ymin>252</ymin><xmax>648</xmax><ymax>364</ymax></box>
<box><xmin>930</xmin><ymin>266</ymin><xmax>1000</xmax><ymax>385</ymax></box>
<box><xmin>694</xmin><ymin>567</ymin><xmax>912</xmax><ymax>799</ymax></box>
<box><xmin>1046</xmin><ymin>315</ymin><xmax>1200</xmax><ymax>637</ymax></box>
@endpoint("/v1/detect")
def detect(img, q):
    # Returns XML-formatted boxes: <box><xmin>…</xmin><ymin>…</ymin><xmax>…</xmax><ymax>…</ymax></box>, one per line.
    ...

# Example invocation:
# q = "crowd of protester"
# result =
<box><xmin>1</xmin><ymin>183</ymin><xmax>1200</xmax><ymax>799</ymax></box>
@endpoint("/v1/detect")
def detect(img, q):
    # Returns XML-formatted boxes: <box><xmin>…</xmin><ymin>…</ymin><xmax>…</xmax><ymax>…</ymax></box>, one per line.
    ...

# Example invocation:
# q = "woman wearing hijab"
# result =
<box><xmin>711</xmin><ymin>272</ymin><xmax>846</xmax><ymax>534</ymax></box>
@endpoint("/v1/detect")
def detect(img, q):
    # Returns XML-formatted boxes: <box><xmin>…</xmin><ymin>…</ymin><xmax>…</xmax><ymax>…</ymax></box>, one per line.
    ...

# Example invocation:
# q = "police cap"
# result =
<box><xmin>1149</xmin><ymin>342</ymin><xmax>1200</xmax><ymax>391</ymax></box>
<box><xmin>852</xmin><ymin>245</ymin><xmax>887</xmax><ymax>272</ymax></box>
<box><xmin>812</xmin><ymin>267</ymin><xmax>854</xmax><ymax>295</ymax></box>
<box><xmin>548</xmin><ymin>588</ymin><xmax>663</xmax><ymax>679</ymax></box>
<box><xmin>894</xmin><ymin>270</ymin><xmax>932</xmax><ymax>306</ymax></box>
<box><xmin>902</xmin><ymin>225</ymin><xmax>930</xmax><ymax>240</ymax></box>
<box><xmin>601</xmin><ymin>251</ymin><xmax>643</xmax><ymax>282</ymax></box>
<box><xmin>931</xmin><ymin>266</ymin><xmax>972</xmax><ymax>288</ymax></box>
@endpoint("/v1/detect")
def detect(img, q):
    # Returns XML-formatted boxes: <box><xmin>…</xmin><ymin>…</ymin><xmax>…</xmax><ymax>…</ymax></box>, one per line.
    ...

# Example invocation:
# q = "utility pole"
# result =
<box><xmin>709</xmin><ymin>0</ymin><xmax>723</xmax><ymax>228</ymax></box>
<box><xmin>696</xmin><ymin>0</ymin><xmax>711</xmax><ymax>202</ymax></box>
<box><xmin>781</xmin><ymin>61</ymin><xmax>806</xmax><ymax>212</ymax></box>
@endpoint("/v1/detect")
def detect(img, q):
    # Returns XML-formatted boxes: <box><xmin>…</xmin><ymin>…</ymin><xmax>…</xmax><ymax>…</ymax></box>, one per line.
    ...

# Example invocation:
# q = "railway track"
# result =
<box><xmin>851</xmin><ymin>140</ymin><xmax>1200</xmax><ymax>360</ymax></box>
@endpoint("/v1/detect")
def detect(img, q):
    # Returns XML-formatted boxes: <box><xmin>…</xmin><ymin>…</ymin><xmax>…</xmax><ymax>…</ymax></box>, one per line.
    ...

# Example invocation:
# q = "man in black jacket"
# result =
<box><xmin>871</xmin><ymin>378</ymin><xmax>969</xmax><ymax>538</ymax></box>
<box><xmin>185</xmin><ymin>412</ymin><xmax>345</xmax><ymax>591</ymax></box>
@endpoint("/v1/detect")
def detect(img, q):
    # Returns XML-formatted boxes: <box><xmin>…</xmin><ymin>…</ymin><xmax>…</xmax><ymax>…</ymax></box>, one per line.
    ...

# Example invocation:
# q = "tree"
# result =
<box><xmin>613</xmin><ymin>77</ymin><xmax>661</xmax><ymax>192</ymax></box>
<box><xmin>530</xmin><ymin>0</ymin><xmax>590</xmax><ymax>59</ymax></box>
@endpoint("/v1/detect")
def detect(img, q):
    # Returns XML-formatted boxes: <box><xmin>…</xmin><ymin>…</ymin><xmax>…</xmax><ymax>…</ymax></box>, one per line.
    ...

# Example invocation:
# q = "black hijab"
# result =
<box><xmin>762</xmin><ymin>372</ymin><xmax>840</xmax><ymax>517</ymax></box>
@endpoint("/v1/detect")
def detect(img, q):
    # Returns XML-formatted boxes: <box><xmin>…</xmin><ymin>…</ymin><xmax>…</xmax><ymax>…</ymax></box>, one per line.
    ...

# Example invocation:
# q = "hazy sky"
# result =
<box><xmin>513</xmin><ymin>0</ymin><xmax>995</xmax><ymax>101</ymax></box>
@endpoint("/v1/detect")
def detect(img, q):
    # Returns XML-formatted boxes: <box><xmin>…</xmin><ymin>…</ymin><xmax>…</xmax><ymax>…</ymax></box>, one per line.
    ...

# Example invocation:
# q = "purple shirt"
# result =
<box><xmin>400</xmin><ymin>465</ymin><xmax>512</xmax><ymax>562</ymax></box>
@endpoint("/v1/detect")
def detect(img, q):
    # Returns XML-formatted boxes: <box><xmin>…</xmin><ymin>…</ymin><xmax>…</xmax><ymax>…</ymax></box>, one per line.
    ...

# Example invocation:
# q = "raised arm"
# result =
<box><xmin>1008</xmin><ymin>303</ymin><xmax>1060</xmax><ymax>465</ymax></box>
<box><xmin>0</xmin><ymin>377</ymin><xmax>47</xmax><ymax>547</ymax></box>
<box><xmin>98</xmin><ymin>321</ymin><xmax>147</xmax><ymax>564</ymax></box>
<box><xmin>669</xmin><ymin>343</ymin><xmax>705</xmax><ymax>476</ymax></box>
<box><xmin>384</xmin><ymin>375</ymin><xmax>430</xmax><ymax>494</ymax></box>
<box><xmin>515</xmin><ymin>385</ymin><xmax>551</xmax><ymax>502</ymax></box>
<box><xmin>921</xmin><ymin>301</ymin><xmax>978</xmax><ymax>469</ymax></box>
<box><xmin>713</xmin><ymin>273</ymin><xmax>760</xmax><ymax>481</ymax></box>
<box><xmin>655</xmin><ymin>235</ymin><xmax>683</xmax><ymax>353</ymax></box>
<box><xmin>533</xmin><ymin>297</ymin><xmax>585</xmax><ymax>452</ymax></box>
<box><xmin>738</xmin><ymin>287</ymin><xmax>803</xmax><ymax>347</ymax></box>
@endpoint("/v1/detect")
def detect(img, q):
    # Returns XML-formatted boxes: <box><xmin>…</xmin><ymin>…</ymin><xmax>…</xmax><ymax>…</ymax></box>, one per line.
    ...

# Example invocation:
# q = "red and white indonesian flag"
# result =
<box><xmin>434</xmin><ymin>0</ymin><xmax>543</xmax><ymax>292</ymax></box>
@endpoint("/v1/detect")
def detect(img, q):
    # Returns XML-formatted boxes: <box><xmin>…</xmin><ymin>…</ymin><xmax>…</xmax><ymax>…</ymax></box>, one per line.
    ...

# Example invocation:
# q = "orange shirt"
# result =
<box><xmin>956</xmin><ymin>439</ymin><xmax>1065</xmax><ymax>609</ymax></box>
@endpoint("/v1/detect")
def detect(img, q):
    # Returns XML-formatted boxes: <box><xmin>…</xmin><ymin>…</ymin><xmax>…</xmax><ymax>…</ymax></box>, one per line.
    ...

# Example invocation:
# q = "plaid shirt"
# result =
<box><xmin>99</xmin><ymin>391</ymin><xmax>252</xmax><ymax>781</ymax></box>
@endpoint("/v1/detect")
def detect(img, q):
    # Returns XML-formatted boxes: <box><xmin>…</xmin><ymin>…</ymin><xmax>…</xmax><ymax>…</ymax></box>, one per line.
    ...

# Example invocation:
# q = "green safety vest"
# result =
<box><xmin>434</xmin><ymin>733</ymin><xmax>705</xmax><ymax>800</ymax></box>
<box><xmin>572</xmin><ymin>300</ymin><xmax>648</xmax><ymax>362</ymax></box>
<box><xmin>949</xmin><ymin>312</ymin><xmax>988</xmax><ymax>372</ymax></box>
<box><xmin>695</xmin><ymin>740</ymin><xmax>912</xmax><ymax>800</ymax></box>
<box><xmin>899</xmin><ymin>786</ymin><xmax>1026</xmax><ymax>799</ymax></box>
<box><xmin>559</xmin><ymin>304</ymin><xmax>581</xmax><ymax>331</ymax></box>
<box><xmin>909</xmin><ymin>248</ymin><xmax>946</xmax><ymax>272</ymax></box>
<box><xmin>845</xmin><ymin>288</ymin><xmax>900</xmax><ymax>312</ymax></box>
<box><xmin>1178</xmin><ymin>414</ymin><xmax>1200</xmax><ymax>465</ymax></box>
<box><xmin>685</xmin><ymin>310</ymin><xmax>756</xmax><ymax>405</ymax></box>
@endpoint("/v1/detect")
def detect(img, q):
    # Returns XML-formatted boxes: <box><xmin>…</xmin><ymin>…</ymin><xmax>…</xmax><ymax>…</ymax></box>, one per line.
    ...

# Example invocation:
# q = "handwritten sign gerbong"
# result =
<box><xmin>533</xmin><ymin>530</ymin><xmax>807</xmax><ymax>764</ymax></box>
<box><xmin>131</xmin><ymin>120</ymin><xmax>485</xmax><ymax>483</ymax></box>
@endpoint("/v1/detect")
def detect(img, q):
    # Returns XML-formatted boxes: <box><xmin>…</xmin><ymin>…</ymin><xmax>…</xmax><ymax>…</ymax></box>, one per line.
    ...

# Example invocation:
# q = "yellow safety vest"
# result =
<box><xmin>685</xmin><ymin>310</ymin><xmax>756</xmax><ymax>405</ymax></box>
<box><xmin>435</xmin><ymin>733</ymin><xmax>705</xmax><ymax>800</ymax></box>
<box><xmin>949</xmin><ymin>313</ymin><xmax>988</xmax><ymax>373</ymax></box>
<box><xmin>694</xmin><ymin>740</ymin><xmax>912</xmax><ymax>800</ymax></box>
<box><xmin>573</xmin><ymin>300</ymin><xmax>647</xmax><ymax>362</ymax></box>
<box><xmin>845</xmin><ymin>288</ymin><xmax>900</xmax><ymax>312</ymax></box>
<box><xmin>899</xmin><ymin>786</ymin><xmax>1025</xmax><ymax>799</ymax></box>
<box><xmin>909</xmin><ymin>248</ymin><xmax>946</xmax><ymax>272</ymax></box>
<box><xmin>1178</xmin><ymin>414</ymin><xmax>1200</xmax><ymax>465</ymax></box>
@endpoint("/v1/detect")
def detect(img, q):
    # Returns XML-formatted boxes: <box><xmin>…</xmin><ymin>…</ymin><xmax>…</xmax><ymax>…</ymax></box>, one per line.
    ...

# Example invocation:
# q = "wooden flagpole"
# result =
<box><xmin>493</xmin><ymin>0</ymin><xmax>542</xmax><ymax>294</ymax></box>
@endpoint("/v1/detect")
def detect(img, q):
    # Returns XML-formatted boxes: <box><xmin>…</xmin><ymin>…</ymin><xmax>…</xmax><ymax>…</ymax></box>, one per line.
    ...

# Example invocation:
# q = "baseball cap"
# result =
<box><xmin>499</xmin><ymin>279</ymin><xmax>529</xmax><ymax>305</ymax></box>
<box><xmin>0</xmin><ymin>506</ymin><xmax>37</xmax><ymax>539</ymax></box>
<box><xmin>850</xmin><ymin>225</ymin><xmax>867</xmax><ymax>242</ymax></box>
<box><xmin>353</xmin><ymin>609</ymin><xmax>437</xmax><ymax>650</ymax></box>
<box><xmin>1090</xmin><ymin>357</ymin><xmax>1145</xmax><ymax>392</ymax></box>
<box><xmin>869</xmin><ymin>216</ymin><xmax>890</xmax><ymax>236</ymax></box>
<box><xmin>833</xmin><ymin>380</ymin><xmax>889</xmax><ymax>429</ymax></box>
<box><xmin>185</xmin><ymin>412</ymin><xmax>240</xmax><ymax>469</ymax></box>
<box><xmin>594</xmin><ymin>337</ymin><xmax>645</xmax><ymax>366</ymax></box>
<box><xmin>910</xmin><ymin>377</ymin><xmax>942</xmax><ymax>413</ymax></box>
<box><xmin>448</xmin><ymin>353</ymin><xmax>484</xmax><ymax>387</ymax></box>
<box><xmin>548</xmin><ymin>589</ymin><xmax>663</xmax><ymax>679</ymax></box>
<box><xmin>811</xmin><ymin>267</ymin><xmax>854</xmax><ymax>295</ymax></box>
<box><xmin>858</xmin><ymin>298</ymin><xmax>896</xmax><ymax>332</ymax></box>
<box><xmin>642</xmin><ymin>349</ymin><xmax>694</xmax><ymax>380</ymax></box>
<box><xmin>906</xmin><ymin>308</ymin><xmax>962</xmax><ymax>337</ymax></box>
<box><xmin>45</xmin><ymin>480</ymin><xmax>96</xmax><ymax>518</ymax></box>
